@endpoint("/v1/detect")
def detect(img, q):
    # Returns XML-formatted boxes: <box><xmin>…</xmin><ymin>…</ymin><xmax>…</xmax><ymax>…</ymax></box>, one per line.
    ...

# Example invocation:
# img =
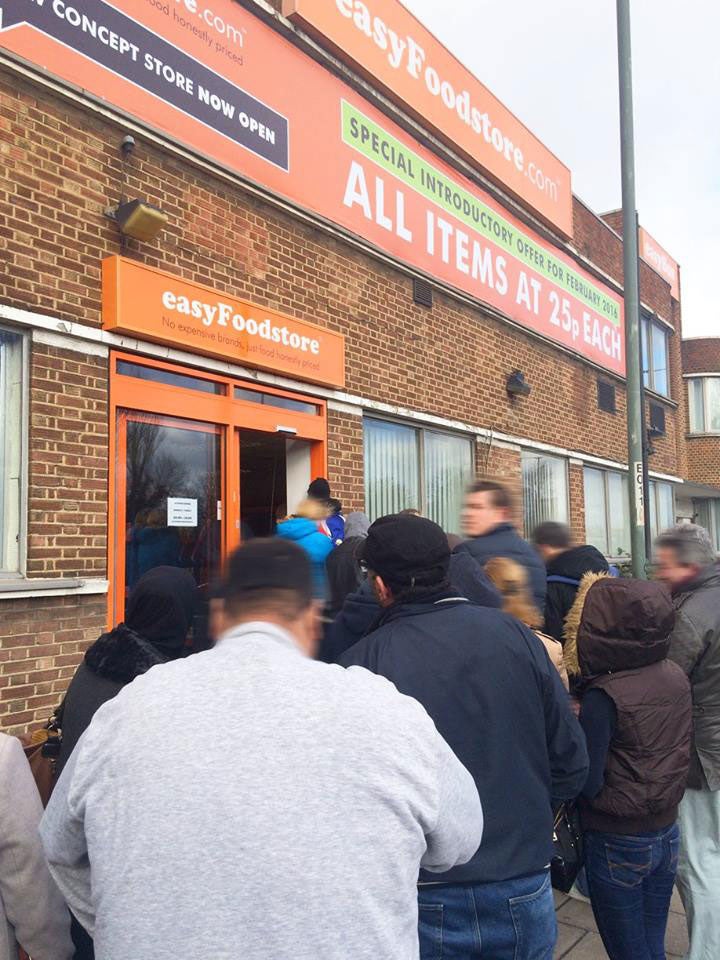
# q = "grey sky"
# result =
<box><xmin>403</xmin><ymin>0</ymin><xmax>719</xmax><ymax>338</ymax></box>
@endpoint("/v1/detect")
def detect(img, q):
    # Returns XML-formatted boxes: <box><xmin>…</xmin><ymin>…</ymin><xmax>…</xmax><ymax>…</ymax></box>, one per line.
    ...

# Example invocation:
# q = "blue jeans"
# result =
<box><xmin>585</xmin><ymin>824</ymin><xmax>680</xmax><ymax>960</ymax></box>
<box><xmin>417</xmin><ymin>870</ymin><xmax>556</xmax><ymax>959</ymax></box>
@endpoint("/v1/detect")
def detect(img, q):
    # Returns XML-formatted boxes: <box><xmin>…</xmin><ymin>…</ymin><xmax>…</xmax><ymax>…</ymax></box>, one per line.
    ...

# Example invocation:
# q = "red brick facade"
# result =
<box><xmin>0</xmin><ymin>14</ymin><xmax>691</xmax><ymax>731</ymax></box>
<box><xmin>681</xmin><ymin>339</ymin><xmax>720</xmax><ymax>486</ymax></box>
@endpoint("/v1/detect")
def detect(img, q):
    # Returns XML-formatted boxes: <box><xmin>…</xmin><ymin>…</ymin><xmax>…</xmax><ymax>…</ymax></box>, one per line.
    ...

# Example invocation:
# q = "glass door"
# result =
<box><xmin>116</xmin><ymin>412</ymin><xmax>222</xmax><ymax>623</ymax></box>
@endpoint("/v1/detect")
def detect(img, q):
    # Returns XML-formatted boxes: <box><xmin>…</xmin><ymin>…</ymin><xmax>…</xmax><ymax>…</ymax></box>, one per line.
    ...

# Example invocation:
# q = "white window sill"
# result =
<box><xmin>0</xmin><ymin>578</ymin><xmax>109</xmax><ymax>600</ymax></box>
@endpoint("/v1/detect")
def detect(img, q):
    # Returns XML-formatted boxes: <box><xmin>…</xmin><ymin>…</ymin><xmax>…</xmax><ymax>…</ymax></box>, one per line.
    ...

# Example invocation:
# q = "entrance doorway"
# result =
<box><xmin>110</xmin><ymin>352</ymin><xmax>327</xmax><ymax>628</ymax></box>
<box><xmin>239</xmin><ymin>431</ymin><xmax>314</xmax><ymax>537</ymax></box>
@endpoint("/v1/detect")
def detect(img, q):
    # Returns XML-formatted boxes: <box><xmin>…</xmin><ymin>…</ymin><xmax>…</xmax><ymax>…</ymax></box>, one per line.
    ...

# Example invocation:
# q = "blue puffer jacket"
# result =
<box><xmin>276</xmin><ymin>517</ymin><xmax>334</xmax><ymax>599</ymax></box>
<box><xmin>454</xmin><ymin>524</ymin><xmax>547</xmax><ymax>613</ymax></box>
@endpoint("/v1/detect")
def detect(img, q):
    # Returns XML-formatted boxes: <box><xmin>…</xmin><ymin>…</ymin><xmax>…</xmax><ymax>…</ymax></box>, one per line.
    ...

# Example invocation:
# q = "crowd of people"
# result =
<box><xmin>4</xmin><ymin>476</ymin><xmax>720</xmax><ymax>960</ymax></box>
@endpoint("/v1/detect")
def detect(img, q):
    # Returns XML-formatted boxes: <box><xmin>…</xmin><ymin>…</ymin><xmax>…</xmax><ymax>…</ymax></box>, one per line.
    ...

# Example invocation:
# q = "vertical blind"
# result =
<box><xmin>521</xmin><ymin>452</ymin><xmax>568</xmax><ymax>536</ymax></box>
<box><xmin>364</xmin><ymin>419</ymin><xmax>472</xmax><ymax>531</ymax></box>
<box><xmin>424</xmin><ymin>430</ymin><xmax>473</xmax><ymax>535</ymax></box>
<box><xmin>585</xmin><ymin>466</ymin><xmax>674</xmax><ymax>558</ymax></box>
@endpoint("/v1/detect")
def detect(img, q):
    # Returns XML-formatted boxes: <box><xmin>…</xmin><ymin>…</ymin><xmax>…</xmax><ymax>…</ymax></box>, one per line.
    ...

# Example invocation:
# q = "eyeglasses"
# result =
<box><xmin>359</xmin><ymin>559</ymin><xmax>369</xmax><ymax>574</ymax></box>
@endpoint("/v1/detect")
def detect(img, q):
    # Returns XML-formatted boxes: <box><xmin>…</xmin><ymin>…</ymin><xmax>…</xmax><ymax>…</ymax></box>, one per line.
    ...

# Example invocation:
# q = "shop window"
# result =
<box><xmin>641</xmin><ymin>317</ymin><xmax>669</xmax><ymax>397</ymax></box>
<box><xmin>0</xmin><ymin>329</ymin><xmax>25</xmax><ymax>575</ymax></box>
<box><xmin>363</xmin><ymin>418</ymin><xmax>473</xmax><ymax>534</ymax></box>
<box><xmin>521</xmin><ymin>452</ymin><xmax>568</xmax><ymax>536</ymax></box>
<box><xmin>116</xmin><ymin>359</ymin><xmax>226</xmax><ymax>395</ymax></box>
<box><xmin>583</xmin><ymin>467</ymin><xmax>631</xmax><ymax>559</ymax></box>
<box><xmin>649</xmin><ymin>481</ymin><xmax>675</xmax><ymax>539</ymax></box>
<box><xmin>234</xmin><ymin>387</ymin><xmax>319</xmax><ymax>416</ymax></box>
<box><xmin>687</xmin><ymin>377</ymin><xmax>720</xmax><ymax>434</ymax></box>
<box><xmin>693</xmin><ymin>499</ymin><xmax>720</xmax><ymax>550</ymax></box>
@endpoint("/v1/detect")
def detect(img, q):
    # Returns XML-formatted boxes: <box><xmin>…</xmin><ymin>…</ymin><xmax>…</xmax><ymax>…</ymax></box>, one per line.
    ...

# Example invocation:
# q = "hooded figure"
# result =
<box><xmin>54</xmin><ymin>566</ymin><xmax>198</xmax><ymax>960</ymax></box>
<box><xmin>57</xmin><ymin>567</ymin><xmax>198</xmax><ymax>778</ymax></box>
<box><xmin>568</xmin><ymin>575</ymin><xmax>692</xmax><ymax>960</ymax></box>
<box><xmin>325</xmin><ymin>512</ymin><xmax>370</xmax><ymax>616</ymax></box>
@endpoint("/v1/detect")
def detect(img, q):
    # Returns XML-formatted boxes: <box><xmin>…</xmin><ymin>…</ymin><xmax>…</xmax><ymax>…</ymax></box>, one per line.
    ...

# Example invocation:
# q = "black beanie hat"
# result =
<box><xmin>307</xmin><ymin>477</ymin><xmax>331</xmax><ymax>500</ymax></box>
<box><xmin>362</xmin><ymin>514</ymin><xmax>451</xmax><ymax>588</ymax></box>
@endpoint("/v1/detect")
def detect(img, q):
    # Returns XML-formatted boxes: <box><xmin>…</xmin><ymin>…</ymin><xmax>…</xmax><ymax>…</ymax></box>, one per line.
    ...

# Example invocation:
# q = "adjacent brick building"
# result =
<box><xmin>0</xmin><ymin>0</ymin><xmax>708</xmax><ymax>731</ymax></box>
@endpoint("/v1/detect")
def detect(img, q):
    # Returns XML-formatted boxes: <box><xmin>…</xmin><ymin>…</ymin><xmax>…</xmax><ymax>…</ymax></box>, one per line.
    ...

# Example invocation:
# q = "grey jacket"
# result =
<box><xmin>668</xmin><ymin>565</ymin><xmax>720</xmax><ymax>790</ymax></box>
<box><xmin>41</xmin><ymin>622</ymin><xmax>482</xmax><ymax>960</ymax></box>
<box><xmin>0</xmin><ymin>734</ymin><xmax>73</xmax><ymax>960</ymax></box>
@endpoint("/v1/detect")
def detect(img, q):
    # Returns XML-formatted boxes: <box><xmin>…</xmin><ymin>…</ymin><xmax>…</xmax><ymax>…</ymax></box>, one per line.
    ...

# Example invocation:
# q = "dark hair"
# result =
<box><xmin>467</xmin><ymin>480</ymin><xmax>513</xmax><ymax>511</ymax></box>
<box><xmin>382</xmin><ymin>577</ymin><xmax>452</xmax><ymax>605</ymax></box>
<box><xmin>327</xmin><ymin>497</ymin><xmax>343</xmax><ymax>516</ymax></box>
<box><xmin>222</xmin><ymin>539</ymin><xmax>313</xmax><ymax>620</ymax></box>
<box><xmin>532</xmin><ymin>521</ymin><xmax>571</xmax><ymax>549</ymax></box>
<box><xmin>224</xmin><ymin>587</ymin><xmax>311</xmax><ymax>621</ymax></box>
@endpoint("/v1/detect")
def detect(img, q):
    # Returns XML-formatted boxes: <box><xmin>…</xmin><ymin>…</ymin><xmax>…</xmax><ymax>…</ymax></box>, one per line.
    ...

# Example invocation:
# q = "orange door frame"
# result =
<box><xmin>108</xmin><ymin>351</ymin><xmax>328</xmax><ymax>626</ymax></box>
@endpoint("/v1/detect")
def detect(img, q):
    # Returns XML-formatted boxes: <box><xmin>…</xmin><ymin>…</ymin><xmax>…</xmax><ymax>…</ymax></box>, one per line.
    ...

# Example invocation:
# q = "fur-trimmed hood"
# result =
<box><xmin>563</xmin><ymin>572</ymin><xmax>610</xmax><ymax>676</ymax></box>
<box><xmin>564</xmin><ymin>574</ymin><xmax>675</xmax><ymax>678</ymax></box>
<box><xmin>84</xmin><ymin>624</ymin><xmax>169</xmax><ymax>684</ymax></box>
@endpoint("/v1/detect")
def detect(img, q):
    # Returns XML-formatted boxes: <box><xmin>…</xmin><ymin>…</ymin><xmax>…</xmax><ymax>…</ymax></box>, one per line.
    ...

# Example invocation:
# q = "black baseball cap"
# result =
<box><xmin>223</xmin><ymin>539</ymin><xmax>313</xmax><ymax>605</ymax></box>
<box><xmin>362</xmin><ymin>514</ymin><xmax>451</xmax><ymax>587</ymax></box>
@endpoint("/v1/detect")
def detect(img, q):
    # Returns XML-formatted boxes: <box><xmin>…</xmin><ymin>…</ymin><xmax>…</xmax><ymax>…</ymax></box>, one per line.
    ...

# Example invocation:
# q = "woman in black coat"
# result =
<box><xmin>55</xmin><ymin>566</ymin><xmax>198</xmax><ymax>960</ymax></box>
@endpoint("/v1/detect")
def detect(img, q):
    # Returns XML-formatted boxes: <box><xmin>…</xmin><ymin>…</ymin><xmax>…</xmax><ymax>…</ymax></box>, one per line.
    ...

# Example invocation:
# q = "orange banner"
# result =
<box><xmin>639</xmin><ymin>228</ymin><xmax>680</xmax><ymax>300</ymax></box>
<box><xmin>102</xmin><ymin>258</ymin><xmax>346</xmax><ymax>388</ymax></box>
<box><xmin>284</xmin><ymin>0</ymin><xmax>572</xmax><ymax>236</ymax></box>
<box><xmin>1</xmin><ymin>0</ymin><xmax>622</xmax><ymax>374</ymax></box>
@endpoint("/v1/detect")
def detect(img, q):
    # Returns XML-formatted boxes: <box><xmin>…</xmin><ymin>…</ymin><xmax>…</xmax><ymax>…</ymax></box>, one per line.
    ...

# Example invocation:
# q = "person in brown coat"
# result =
<box><xmin>566</xmin><ymin>576</ymin><xmax>692</xmax><ymax>960</ymax></box>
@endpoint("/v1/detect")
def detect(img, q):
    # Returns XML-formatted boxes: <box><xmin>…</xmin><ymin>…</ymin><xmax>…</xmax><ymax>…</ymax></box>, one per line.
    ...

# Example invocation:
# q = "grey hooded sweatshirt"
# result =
<box><xmin>40</xmin><ymin>622</ymin><xmax>482</xmax><ymax>960</ymax></box>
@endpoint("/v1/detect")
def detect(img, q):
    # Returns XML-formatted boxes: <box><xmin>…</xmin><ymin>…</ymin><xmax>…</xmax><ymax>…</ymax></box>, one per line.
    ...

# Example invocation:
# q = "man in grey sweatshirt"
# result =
<box><xmin>41</xmin><ymin>539</ymin><xmax>482</xmax><ymax>960</ymax></box>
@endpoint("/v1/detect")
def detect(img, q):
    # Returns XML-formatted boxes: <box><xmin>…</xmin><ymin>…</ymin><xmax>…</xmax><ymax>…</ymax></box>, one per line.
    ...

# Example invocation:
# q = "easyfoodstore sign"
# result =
<box><xmin>3</xmin><ymin>0</ymin><xmax>622</xmax><ymax>373</ymax></box>
<box><xmin>283</xmin><ymin>0</ymin><xmax>573</xmax><ymax>236</ymax></box>
<box><xmin>102</xmin><ymin>258</ymin><xmax>346</xmax><ymax>388</ymax></box>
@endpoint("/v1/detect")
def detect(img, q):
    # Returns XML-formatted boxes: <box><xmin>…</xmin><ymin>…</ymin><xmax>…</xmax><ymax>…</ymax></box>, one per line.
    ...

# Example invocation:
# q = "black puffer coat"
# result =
<box><xmin>56</xmin><ymin>626</ymin><xmax>169</xmax><ymax>778</ymax></box>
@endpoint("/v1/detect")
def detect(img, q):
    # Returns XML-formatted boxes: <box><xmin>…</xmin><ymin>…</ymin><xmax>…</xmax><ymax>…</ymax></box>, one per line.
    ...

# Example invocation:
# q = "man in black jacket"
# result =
<box><xmin>455</xmin><ymin>480</ymin><xmax>547</xmax><ymax>612</ymax></box>
<box><xmin>532</xmin><ymin>521</ymin><xmax>609</xmax><ymax>644</ymax></box>
<box><xmin>341</xmin><ymin>514</ymin><xmax>588</xmax><ymax>959</ymax></box>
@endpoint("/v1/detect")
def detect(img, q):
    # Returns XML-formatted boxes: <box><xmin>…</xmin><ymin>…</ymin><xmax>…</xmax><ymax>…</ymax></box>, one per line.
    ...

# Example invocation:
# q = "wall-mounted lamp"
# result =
<box><xmin>506</xmin><ymin>370</ymin><xmax>531</xmax><ymax>399</ymax></box>
<box><xmin>110</xmin><ymin>198</ymin><xmax>168</xmax><ymax>241</ymax></box>
<box><xmin>105</xmin><ymin>134</ymin><xmax>168</xmax><ymax>243</ymax></box>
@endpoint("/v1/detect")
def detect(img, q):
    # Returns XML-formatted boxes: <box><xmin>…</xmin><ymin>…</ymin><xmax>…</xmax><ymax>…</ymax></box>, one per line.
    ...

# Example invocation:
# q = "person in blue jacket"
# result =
<box><xmin>276</xmin><ymin>499</ymin><xmax>334</xmax><ymax>600</ymax></box>
<box><xmin>455</xmin><ymin>479</ymin><xmax>547</xmax><ymax>613</ymax></box>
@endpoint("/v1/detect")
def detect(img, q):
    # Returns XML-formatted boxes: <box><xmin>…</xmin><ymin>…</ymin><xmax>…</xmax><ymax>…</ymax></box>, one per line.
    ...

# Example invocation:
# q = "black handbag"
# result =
<box><xmin>551</xmin><ymin>802</ymin><xmax>584</xmax><ymax>893</ymax></box>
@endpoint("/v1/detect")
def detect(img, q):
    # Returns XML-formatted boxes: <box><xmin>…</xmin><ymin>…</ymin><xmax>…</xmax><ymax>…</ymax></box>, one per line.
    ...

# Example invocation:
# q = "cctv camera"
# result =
<box><xmin>120</xmin><ymin>135</ymin><xmax>136</xmax><ymax>157</ymax></box>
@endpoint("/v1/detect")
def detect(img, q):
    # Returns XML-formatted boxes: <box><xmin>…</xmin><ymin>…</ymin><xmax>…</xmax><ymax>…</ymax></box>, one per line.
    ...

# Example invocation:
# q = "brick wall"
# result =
<box><xmin>680</xmin><ymin>339</ymin><xmax>720</xmax><ymax>486</ymax></box>
<box><xmin>0</xmin><ymin>594</ymin><xmax>107</xmax><ymax>734</ymax></box>
<box><xmin>0</xmin><ymin>62</ymin><xmax>689</xmax><ymax>730</ymax></box>
<box><xmin>0</xmin><ymin>70</ymin><xmax>682</xmax><ymax>476</ymax></box>
<box><xmin>327</xmin><ymin>408</ymin><xmax>365</xmax><ymax>513</ymax></box>
<box><xmin>568</xmin><ymin>463</ymin><xmax>586</xmax><ymax>544</ymax></box>
<box><xmin>29</xmin><ymin>343</ymin><xmax>109</xmax><ymax>577</ymax></box>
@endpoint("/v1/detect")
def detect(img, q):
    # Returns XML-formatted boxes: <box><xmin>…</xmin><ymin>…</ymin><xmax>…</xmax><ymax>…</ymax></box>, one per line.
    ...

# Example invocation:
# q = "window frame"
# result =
<box><xmin>687</xmin><ymin>376</ymin><xmax>720</xmax><ymax>435</ymax></box>
<box><xmin>641</xmin><ymin>315</ymin><xmax>670</xmax><ymax>398</ymax></box>
<box><xmin>0</xmin><ymin>325</ymin><xmax>29</xmax><ymax>579</ymax></box>
<box><xmin>363</xmin><ymin>416</ymin><xmax>474</xmax><ymax>531</ymax></box>
<box><xmin>583</xmin><ymin>466</ymin><xmax>631</xmax><ymax>561</ymax></box>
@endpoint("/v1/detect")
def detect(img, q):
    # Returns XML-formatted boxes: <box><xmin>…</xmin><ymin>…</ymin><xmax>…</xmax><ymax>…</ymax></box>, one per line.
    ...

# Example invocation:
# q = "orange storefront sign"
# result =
<box><xmin>639</xmin><ymin>228</ymin><xmax>680</xmax><ymax>301</ymax></box>
<box><xmin>102</xmin><ymin>258</ymin><xmax>346</xmax><ymax>388</ymax></box>
<box><xmin>3</xmin><ymin>0</ymin><xmax>622</xmax><ymax>374</ymax></box>
<box><xmin>283</xmin><ymin>0</ymin><xmax>573</xmax><ymax>236</ymax></box>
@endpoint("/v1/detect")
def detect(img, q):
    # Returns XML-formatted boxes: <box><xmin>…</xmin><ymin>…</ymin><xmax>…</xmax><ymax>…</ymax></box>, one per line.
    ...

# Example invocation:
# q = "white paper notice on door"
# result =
<box><xmin>167</xmin><ymin>497</ymin><xmax>198</xmax><ymax>527</ymax></box>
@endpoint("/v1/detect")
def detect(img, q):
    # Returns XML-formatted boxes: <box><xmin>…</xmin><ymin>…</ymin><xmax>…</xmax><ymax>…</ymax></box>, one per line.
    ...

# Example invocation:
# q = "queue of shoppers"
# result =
<box><xmin>1</xmin><ymin>478</ymin><xmax>718</xmax><ymax>960</ymax></box>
